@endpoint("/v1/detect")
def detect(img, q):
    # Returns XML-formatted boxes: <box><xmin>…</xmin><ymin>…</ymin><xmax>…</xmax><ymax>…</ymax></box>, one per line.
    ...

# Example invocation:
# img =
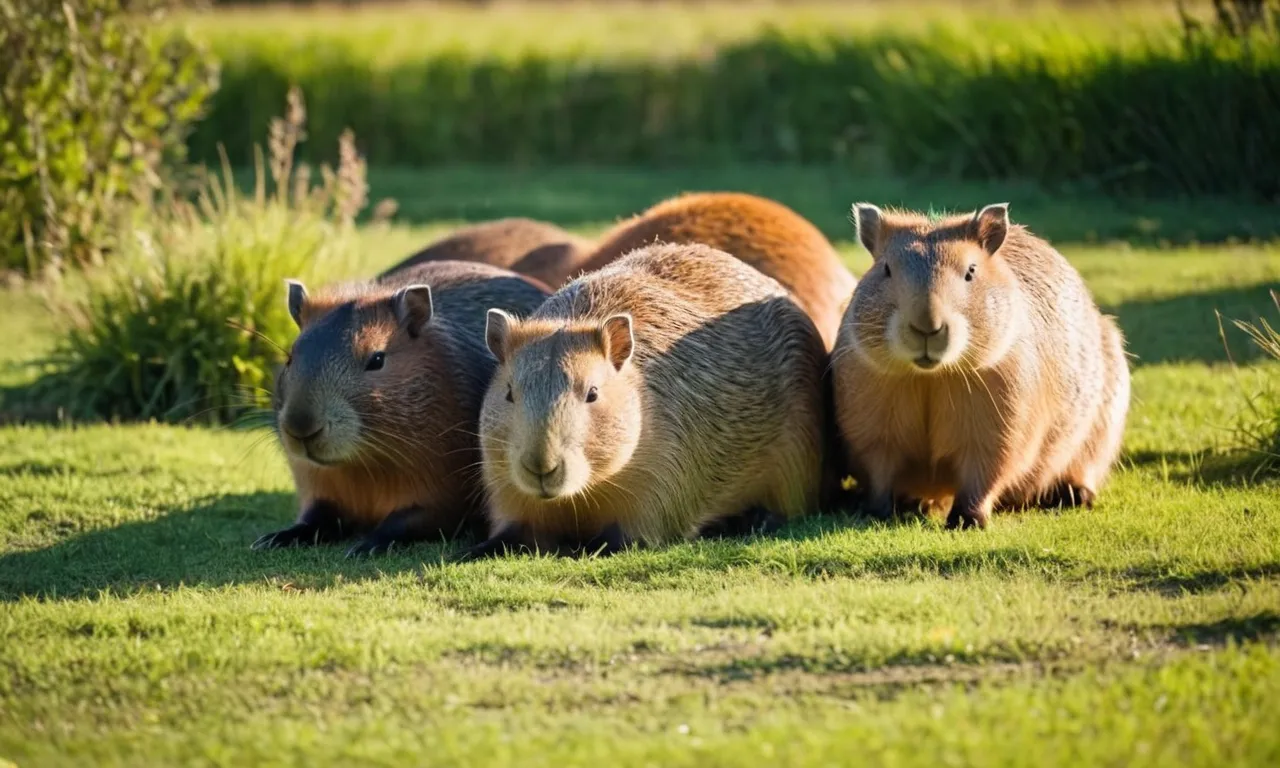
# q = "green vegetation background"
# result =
<box><xmin>184</xmin><ymin>2</ymin><xmax>1280</xmax><ymax>199</ymax></box>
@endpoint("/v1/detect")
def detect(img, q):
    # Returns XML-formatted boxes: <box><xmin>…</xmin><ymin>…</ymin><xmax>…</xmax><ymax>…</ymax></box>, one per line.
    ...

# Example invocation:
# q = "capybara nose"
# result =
<box><xmin>520</xmin><ymin>451</ymin><xmax>566</xmax><ymax>497</ymax></box>
<box><xmin>909</xmin><ymin>322</ymin><xmax>946</xmax><ymax>338</ymax></box>
<box><xmin>282</xmin><ymin>411</ymin><xmax>324</xmax><ymax>442</ymax></box>
<box><xmin>522</xmin><ymin>458</ymin><xmax>561</xmax><ymax>481</ymax></box>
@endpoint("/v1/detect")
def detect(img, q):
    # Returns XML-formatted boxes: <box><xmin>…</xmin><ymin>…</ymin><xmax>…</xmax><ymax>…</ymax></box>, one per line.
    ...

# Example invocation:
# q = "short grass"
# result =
<box><xmin>2</xmin><ymin>167</ymin><xmax>1279</xmax><ymax>766</ymax></box>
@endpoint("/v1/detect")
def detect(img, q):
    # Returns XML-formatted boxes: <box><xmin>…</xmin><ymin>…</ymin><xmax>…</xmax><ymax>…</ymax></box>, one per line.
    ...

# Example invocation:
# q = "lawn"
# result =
<box><xmin>1</xmin><ymin>167</ymin><xmax>1279</xmax><ymax>767</ymax></box>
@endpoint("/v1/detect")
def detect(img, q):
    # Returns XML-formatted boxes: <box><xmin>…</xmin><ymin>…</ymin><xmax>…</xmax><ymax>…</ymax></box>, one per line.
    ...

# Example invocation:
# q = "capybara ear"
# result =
<box><xmin>973</xmin><ymin>203</ymin><xmax>1010</xmax><ymax>256</ymax></box>
<box><xmin>285</xmin><ymin>279</ymin><xmax>308</xmax><ymax>328</ymax></box>
<box><xmin>394</xmin><ymin>284</ymin><xmax>434</xmax><ymax>338</ymax></box>
<box><xmin>599</xmin><ymin>314</ymin><xmax>634</xmax><ymax>372</ymax></box>
<box><xmin>851</xmin><ymin>203</ymin><xmax>884</xmax><ymax>257</ymax></box>
<box><xmin>485</xmin><ymin>308</ymin><xmax>515</xmax><ymax>364</ymax></box>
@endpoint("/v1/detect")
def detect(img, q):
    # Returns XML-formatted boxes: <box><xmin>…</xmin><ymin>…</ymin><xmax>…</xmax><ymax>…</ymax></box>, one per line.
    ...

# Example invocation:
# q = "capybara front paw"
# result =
<box><xmin>344</xmin><ymin>536</ymin><xmax>394</xmax><ymax>558</ymax></box>
<box><xmin>251</xmin><ymin>524</ymin><xmax>320</xmax><ymax>550</ymax></box>
<box><xmin>576</xmin><ymin>522</ymin><xmax>633</xmax><ymax>557</ymax></box>
<box><xmin>1038</xmin><ymin>482</ymin><xmax>1096</xmax><ymax>509</ymax></box>
<box><xmin>697</xmin><ymin>506</ymin><xmax>785</xmax><ymax>539</ymax></box>
<box><xmin>945</xmin><ymin>507</ymin><xmax>989</xmax><ymax>531</ymax></box>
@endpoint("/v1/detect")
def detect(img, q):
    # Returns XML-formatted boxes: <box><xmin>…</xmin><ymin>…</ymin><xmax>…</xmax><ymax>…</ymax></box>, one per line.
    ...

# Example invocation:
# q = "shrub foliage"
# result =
<box><xmin>0</xmin><ymin>0</ymin><xmax>217</xmax><ymax>275</ymax></box>
<box><xmin>29</xmin><ymin>90</ymin><xmax>375</xmax><ymax>424</ymax></box>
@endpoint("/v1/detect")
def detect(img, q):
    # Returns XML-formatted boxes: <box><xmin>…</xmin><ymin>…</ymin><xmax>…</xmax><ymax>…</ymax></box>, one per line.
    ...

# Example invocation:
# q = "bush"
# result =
<box><xmin>27</xmin><ymin>90</ymin><xmax>377</xmax><ymax>424</ymax></box>
<box><xmin>183</xmin><ymin>4</ymin><xmax>1280</xmax><ymax>200</ymax></box>
<box><xmin>0</xmin><ymin>0</ymin><xmax>217</xmax><ymax>275</ymax></box>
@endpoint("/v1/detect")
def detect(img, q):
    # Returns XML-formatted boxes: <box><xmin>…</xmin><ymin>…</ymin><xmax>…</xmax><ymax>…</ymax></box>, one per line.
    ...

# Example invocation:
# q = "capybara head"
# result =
<box><xmin>481</xmin><ymin>309</ymin><xmax>641</xmax><ymax>500</ymax></box>
<box><xmin>272</xmin><ymin>279</ymin><xmax>435</xmax><ymax>466</ymax></box>
<box><xmin>845</xmin><ymin>203</ymin><xmax>1022</xmax><ymax>374</ymax></box>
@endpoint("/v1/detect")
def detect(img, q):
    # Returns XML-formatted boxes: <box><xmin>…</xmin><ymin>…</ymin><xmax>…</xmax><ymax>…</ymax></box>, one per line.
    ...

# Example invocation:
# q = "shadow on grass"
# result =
<box><xmin>1124</xmin><ymin>449</ymin><xmax>1274</xmax><ymax>489</ymax></box>
<box><xmin>0</xmin><ymin>360</ymin><xmax>54</xmax><ymax>425</ymax></box>
<box><xmin>683</xmin><ymin>611</ymin><xmax>1280</xmax><ymax>686</ymax></box>
<box><xmin>0</xmin><ymin>373</ymin><xmax>282</xmax><ymax>427</ymax></box>
<box><xmin>1107</xmin><ymin>283</ymin><xmax>1280</xmax><ymax>366</ymax></box>
<box><xmin>0</xmin><ymin>492</ymin><xmax>453</xmax><ymax>602</ymax></box>
<box><xmin>0</xmin><ymin>459</ymin><xmax>139</xmax><ymax>479</ymax></box>
<box><xmin>4</xmin><ymin>485</ymin><xmax>1275</xmax><ymax>603</ymax></box>
<box><xmin>1117</xmin><ymin>563</ymin><xmax>1280</xmax><ymax>596</ymax></box>
<box><xmin>1166</xmin><ymin>611</ymin><xmax>1280</xmax><ymax>645</ymax></box>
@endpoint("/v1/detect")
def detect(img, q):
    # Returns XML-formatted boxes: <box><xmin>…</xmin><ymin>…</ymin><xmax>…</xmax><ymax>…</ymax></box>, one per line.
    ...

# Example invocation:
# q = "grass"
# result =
<box><xmin>2</xmin><ymin>166</ymin><xmax>1280</xmax><ymax>766</ymax></box>
<box><xmin>173</xmin><ymin>0</ymin><xmax>1280</xmax><ymax>200</ymax></box>
<box><xmin>1225</xmin><ymin>291</ymin><xmax>1280</xmax><ymax>477</ymax></box>
<box><xmin>358</xmin><ymin>165</ymin><xmax>1280</xmax><ymax>246</ymax></box>
<box><xmin>179</xmin><ymin>1</ymin><xmax>1181</xmax><ymax>62</ymax></box>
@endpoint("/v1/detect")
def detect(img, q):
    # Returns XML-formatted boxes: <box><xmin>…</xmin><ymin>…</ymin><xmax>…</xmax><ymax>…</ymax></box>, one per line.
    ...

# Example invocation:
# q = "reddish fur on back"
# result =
<box><xmin>582</xmin><ymin>192</ymin><xmax>857</xmax><ymax>350</ymax></box>
<box><xmin>380</xmin><ymin>218</ymin><xmax>592</xmax><ymax>289</ymax></box>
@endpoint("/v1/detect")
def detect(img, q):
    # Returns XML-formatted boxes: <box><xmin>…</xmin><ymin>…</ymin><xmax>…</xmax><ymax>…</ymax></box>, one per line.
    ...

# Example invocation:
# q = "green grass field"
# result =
<box><xmin>2</xmin><ymin>167</ymin><xmax>1279</xmax><ymax>766</ymax></box>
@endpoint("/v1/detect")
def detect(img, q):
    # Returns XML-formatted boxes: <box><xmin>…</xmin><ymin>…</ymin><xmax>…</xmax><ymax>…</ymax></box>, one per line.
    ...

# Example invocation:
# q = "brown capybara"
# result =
<box><xmin>579</xmin><ymin>192</ymin><xmax>857</xmax><ymax>350</ymax></box>
<box><xmin>464</xmin><ymin>242</ymin><xmax>828</xmax><ymax>558</ymax></box>
<box><xmin>832</xmin><ymin>203</ymin><xmax>1130</xmax><ymax>530</ymax></box>
<box><xmin>253</xmin><ymin>261</ymin><xmax>550</xmax><ymax>556</ymax></box>
<box><xmin>381</xmin><ymin>218</ymin><xmax>592</xmax><ymax>289</ymax></box>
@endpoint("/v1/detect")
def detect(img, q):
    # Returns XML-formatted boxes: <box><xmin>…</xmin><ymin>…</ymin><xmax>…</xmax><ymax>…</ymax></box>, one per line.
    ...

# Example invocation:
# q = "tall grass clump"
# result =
<box><xmin>1226</xmin><ymin>290</ymin><xmax>1280</xmax><ymax>478</ymax></box>
<box><xmin>28</xmin><ymin>89</ymin><xmax>377</xmax><ymax>424</ymax></box>
<box><xmin>1</xmin><ymin>0</ymin><xmax>216</xmax><ymax>276</ymax></box>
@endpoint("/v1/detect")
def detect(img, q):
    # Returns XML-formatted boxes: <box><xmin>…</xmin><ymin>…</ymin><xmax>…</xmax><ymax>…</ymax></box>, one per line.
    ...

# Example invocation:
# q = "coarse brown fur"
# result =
<box><xmin>832</xmin><ymin>203</ymin><xmax>1130</xmax><ymax>529</ymax></box>
<box><xmin>470</xmin><ymin>242</ymin><xmax>828</xmax><ymax>556</ymax></box>
<box><xmin>581</xmin><ymin>192</ymin><xmax>857</xmax><ymax>350</ymax></box>
<box><xmin>381</xmin><ymin>218</ymin><xmax>592</xmax><ymax>289</ymax></box>
<box><xmin>254</xmin><ymin>260</ymin><xmax>550</xmax><ymax>556</ymax></box>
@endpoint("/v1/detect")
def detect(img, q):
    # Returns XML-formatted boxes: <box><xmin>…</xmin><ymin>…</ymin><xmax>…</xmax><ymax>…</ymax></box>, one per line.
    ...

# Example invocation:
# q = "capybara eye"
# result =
<box><xmin>884</xmin><ymin>263</ymin><xmax>891</xmax><ymax>278</ymax></box>
<box><xmin>365</xmin><ymin>351</ymin><xmax>386</xmax><ymax>372</ymax></box>
<box><xmin>585</xmin><ymin>386</ymin><xmax>599</xmax><ymax>404</ymax></box>
<box><xmin>505</xmin><ymin>384</ymin><xmax>514</xmax><ymax>403</ymax></box>
<box><xmin>965</xmin><ymin>264</ymin><xmax>976</xmax><ymax>282</ymax></box>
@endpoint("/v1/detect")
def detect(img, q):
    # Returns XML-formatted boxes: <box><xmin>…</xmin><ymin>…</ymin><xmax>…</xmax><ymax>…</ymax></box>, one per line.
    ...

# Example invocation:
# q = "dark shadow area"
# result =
<box><xmin>1165</xmin><ymin>612</ymin><xmax>1280</xmax><ymax>645</ymax></box>
<box><xmin>0</xmin><ymin>458</ymin><xmax>160</xmax><ymax>480</ymax></box>
<box><xmin>1107</xmin><ymin>283</ymin><xmax>1280</xmax><ymax>366</ymax></box>
<box><xmin>0</xmin><ymin>373</ymin><xmax>282</xmax><ymax>427</ymax></box>
<box><xmin>1115</xmin><ymin>563</ymin><xmax>1280</xmax><ymax>597</ymax></box>
<box><xmin>675</xmin><ymin>656</ymin><xmax>1047</xmax><ymax>696</ymax></box>
<box><xmin>1123</xmin><ymin>449</ymin><xmax>1276</xmax><ymax>488</ymax></box>
<box><xmin>0</xmin><ymin>390</ymin><xmax>57</xmax><ymax>426</ymax></box>
<box><xmin>6</xmin><ymin>484</ymin><xmax>1276</xmax><ymax>603</ymax></box>
<box><xmin>0</xmin><ymin>358</ymin><xmax>55</xmax><ymax>425</ymax></box>
<box><xmin>0</xmin><ymin>492</ymin><xmax>455</xmax><ymax>601</ymax></box>
<box><xmin>546</xmin><ymin>531</ymin><xmax>1076</xmax><ymax>590</ymax></box>
<box><xmin>674</xmin><ymin>650</ymin><xmax>1048</xmax><ymax>688</ymax></box>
